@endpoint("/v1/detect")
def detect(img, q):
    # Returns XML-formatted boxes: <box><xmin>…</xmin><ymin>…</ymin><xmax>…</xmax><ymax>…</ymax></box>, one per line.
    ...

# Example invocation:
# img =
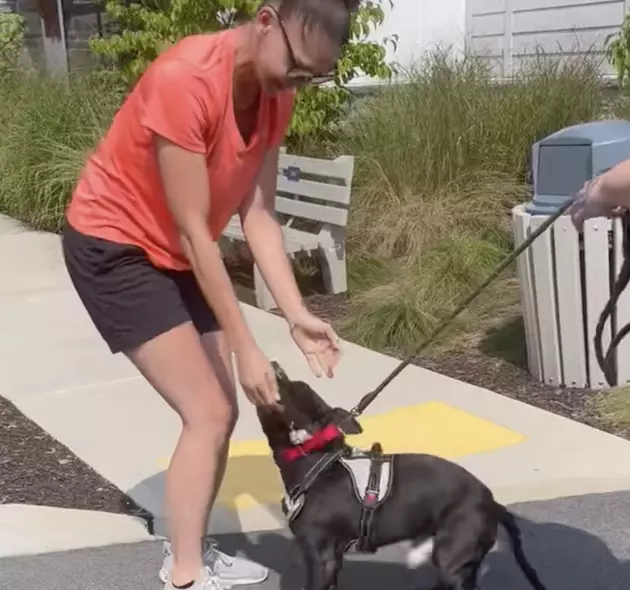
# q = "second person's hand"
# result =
<box><xmin>569</xmin><ymin>176</ymin><xmax>626</xmax><ymax>231</ymax></box>
<box><xmin>234</xmin><ymin>343</ymin><xmax>279</xmax><ymax>407</ymax></box>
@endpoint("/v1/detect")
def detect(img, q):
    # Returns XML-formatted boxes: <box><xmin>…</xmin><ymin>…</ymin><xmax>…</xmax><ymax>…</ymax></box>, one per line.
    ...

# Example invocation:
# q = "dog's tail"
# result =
<box><xmin>494</xmin><ymin>503</ymin><xmax>547</xmax><ymax>590</ymax></box>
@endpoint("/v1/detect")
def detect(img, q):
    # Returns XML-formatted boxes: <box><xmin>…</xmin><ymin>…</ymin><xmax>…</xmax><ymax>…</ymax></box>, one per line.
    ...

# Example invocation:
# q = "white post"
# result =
<box><xmin>39</xmin><ymin>0</ymin><xmax>68</xmax><ymax>77</ymax></box>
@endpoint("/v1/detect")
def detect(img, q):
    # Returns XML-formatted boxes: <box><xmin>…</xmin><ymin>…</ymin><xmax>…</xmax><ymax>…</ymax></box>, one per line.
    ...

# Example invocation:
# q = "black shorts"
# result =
<box><xmin>62</xmin><ymin>220</ymin><xmax>220</xmax><ymax>354</ymax></box>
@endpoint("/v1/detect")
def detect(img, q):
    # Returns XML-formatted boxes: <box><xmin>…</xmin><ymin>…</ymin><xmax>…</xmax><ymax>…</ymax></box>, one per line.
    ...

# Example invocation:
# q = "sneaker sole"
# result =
<box><xmin>158</xmin><ymin>567</ymin><xmax>267</xmax><ymax>587</ymax></box>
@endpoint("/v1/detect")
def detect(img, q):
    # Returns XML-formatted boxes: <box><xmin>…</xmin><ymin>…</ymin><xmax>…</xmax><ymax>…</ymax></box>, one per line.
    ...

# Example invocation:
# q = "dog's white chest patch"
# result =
<box><xmin>338</xmin><ymin>455</ymin><xmax>393</xmax><ymax>504</ymax></box>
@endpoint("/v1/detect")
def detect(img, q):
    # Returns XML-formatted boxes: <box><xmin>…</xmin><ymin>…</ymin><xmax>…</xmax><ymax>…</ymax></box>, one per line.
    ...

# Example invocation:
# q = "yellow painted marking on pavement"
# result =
<box><xmin>346</xmin><ymin>401</ymin><xmax>525</xmax><ymax>456</ymax></box>
<box><xmin>158</xmin><ymin>401</ymin><xmax>524</xmax><ymax>512</ymax></box>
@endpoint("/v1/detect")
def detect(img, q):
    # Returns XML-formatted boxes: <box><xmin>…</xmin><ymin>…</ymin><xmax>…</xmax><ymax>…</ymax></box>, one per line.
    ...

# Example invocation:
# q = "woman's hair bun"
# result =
<box><xmin>342</xmin><ymin>0</ymin><xmax>362</xmax><ymax>11</ymax></box>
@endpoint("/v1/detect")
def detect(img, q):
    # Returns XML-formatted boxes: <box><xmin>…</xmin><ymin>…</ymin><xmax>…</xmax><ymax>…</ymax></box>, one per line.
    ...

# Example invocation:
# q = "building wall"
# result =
<box><xmin>6</xmin><ymin>0</ymin><xmax>105</xmax><ymax>74</ymax></box>
<box><xmin>350</xmin><ymin>0</ymin><xmax>630</xmax><ymax>86</ymax></box>
<box><xmin>349</xmin><ymin>0</ymin><xmax>467</xmax><ymax>86</ymax></box>
<box><xmin>63</xmin><ymin>0</ymin><xmax>106</xmax><ymax>72</ymax></box>
<box><xmin>467</xmin><ymin>0</ymin><xmax>630</xmax><ymax>77</ymax></box>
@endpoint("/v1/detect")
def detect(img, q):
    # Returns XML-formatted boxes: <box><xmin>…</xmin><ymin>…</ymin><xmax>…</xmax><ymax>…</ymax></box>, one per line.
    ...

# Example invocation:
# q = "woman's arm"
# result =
<box><xmin>240</xmin><ymin>147</ymin><xmax>341</xmax><ymax>377</ymax></box>
<box><xmin>155</xmin><ymin>136</ymin><xmax>257</xmax><ymax>353</ymax></box>
<box><xmin>239</xmin><ymin>147</ymin><xmax>307</xmax><ymax>326</ymax></box>
<box><xmin>156</xmin><ymin>136</ymin><xmax>280</xmax><ymax>404</ymax></box>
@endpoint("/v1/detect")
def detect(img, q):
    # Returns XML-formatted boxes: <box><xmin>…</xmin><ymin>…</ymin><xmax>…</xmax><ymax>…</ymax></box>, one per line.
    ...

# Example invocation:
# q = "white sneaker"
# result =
<box><xmin>159</xmin><ymin>537</ymin><xmax>269</xmax><ymax>588</ymax></box>
<box><xmin>163</xmin><ymin>566</ymin><xmax>223</xmax><ymax>590</ymax></box>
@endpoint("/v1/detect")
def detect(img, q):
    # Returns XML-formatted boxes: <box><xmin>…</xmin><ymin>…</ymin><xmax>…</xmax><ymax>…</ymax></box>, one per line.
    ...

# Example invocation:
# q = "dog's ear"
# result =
<box><xmin>330</xmin><ymin>408</ymin><xmax>363</xmax><ymax>435</ymax></box>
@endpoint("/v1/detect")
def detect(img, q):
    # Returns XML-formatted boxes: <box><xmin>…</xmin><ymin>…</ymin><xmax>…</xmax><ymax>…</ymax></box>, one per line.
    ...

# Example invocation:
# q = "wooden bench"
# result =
<box><xmin>223</xmin><ymin>151</ymin><xmax>355</xmax><ymax>310</ymax></box>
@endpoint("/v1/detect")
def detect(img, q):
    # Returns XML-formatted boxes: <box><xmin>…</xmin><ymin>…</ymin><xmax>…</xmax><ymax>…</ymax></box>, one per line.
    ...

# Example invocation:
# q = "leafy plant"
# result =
<box><xmin>606</xmin><ymin>13</ymin><xmax>630</xmax><ymax>85</ymax></box>
<box><xmin>90</xmin><ymin>0</ymin><xmax>396</xmax><ymax>147</ymax></box>
<box><xmin>286</xmin><ymin>1</ymin><xmax>396</xmax><ymax>147</ymax></box>
<box><xmin>90</xmin><ymin>0</ymin><xmax>260</xmax><ymax>81</ymax></box>
<box><xmin>0</xmin><ymin>72</ymin><xmax>122</xmax><ymax>231</ymax></box>
<box><xmin>0</xmin><ymin>12</ymin><xmax>25</xmax><ymax>78</ymax></box>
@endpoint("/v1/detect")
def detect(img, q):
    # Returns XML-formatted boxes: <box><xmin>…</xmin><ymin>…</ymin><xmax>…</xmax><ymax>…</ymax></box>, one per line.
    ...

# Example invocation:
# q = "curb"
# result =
<box><xmin>0</xmin><ymin>504</ymin><xmax>155</xmax><ymax>558</ymax></box>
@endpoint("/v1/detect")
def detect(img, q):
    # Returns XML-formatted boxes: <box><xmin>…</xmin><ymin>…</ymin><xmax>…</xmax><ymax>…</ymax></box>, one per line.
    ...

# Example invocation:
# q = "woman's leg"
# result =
<box><xmin>200</xmin><ymin>330</ymin><xmax>236</xmax><ymax>512</ymax></box>
<box><xmin>61</xmin><ymin>223</ymin><xmax>265</xmax><ymax>586</ymax></box>
<box><xmin>126</xmin><ymin>322</ymin><xmax>237</xmax><ymax>586</ymax></box>
<box><xmin>159</xmin><ymin>329</ymin><xmax>268</xmax><ymax>587</ymax></box>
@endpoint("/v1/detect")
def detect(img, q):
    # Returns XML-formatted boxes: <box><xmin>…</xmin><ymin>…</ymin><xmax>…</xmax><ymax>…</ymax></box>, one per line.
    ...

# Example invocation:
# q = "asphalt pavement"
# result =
<box><xmin>3</xmin><ymin>490</ymin><xmax>630</xmax><ymax>590</ymax></box>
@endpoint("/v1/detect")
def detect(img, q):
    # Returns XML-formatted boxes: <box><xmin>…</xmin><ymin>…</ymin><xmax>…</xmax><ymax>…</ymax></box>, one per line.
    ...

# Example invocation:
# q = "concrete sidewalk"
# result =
<box><xmin>3</xmin><ymin>214</ymin><xmax>630</xmax><ymax>548</ymax></box>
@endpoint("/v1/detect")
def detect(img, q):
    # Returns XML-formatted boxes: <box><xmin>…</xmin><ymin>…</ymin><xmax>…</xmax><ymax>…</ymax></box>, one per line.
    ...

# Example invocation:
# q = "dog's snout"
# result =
<box><xmin>271</xmin><ymin>360</ymin><xmax>289</xmax><ymax>384</ymax></box>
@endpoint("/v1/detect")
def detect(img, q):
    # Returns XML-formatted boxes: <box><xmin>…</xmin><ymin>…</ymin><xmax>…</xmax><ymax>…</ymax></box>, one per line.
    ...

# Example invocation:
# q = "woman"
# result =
<box><xmin>62</xmin><ymin>0</ymin><xmax>358</xmax><ymax>588</ymax></box>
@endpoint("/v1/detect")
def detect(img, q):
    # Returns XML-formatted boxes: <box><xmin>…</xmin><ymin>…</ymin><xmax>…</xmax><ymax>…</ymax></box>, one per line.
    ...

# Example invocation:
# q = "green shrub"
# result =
<box><xmin>335</xmin><ymin>49</ymin><xmax>603</xmax><ymax>352</ymax></box>
<box><xmin>606</xmin><ymin>12</ymin><xmax>630</xmax><ymax>86</ymax></box>
<box><xmin>341</xmin><ymin>233</ymin><xmax>509</xmax><ymax>353</ymax></box>
<box><xmin>0</xmin><ymin>72</ymin><xmax>123</xmax><ymax>231</ymax></box>
<box><xmin>0</xmin><ymin>12</ymin><xmax>25</xmax><ymax>79</ymax></box>
<box><xmin>89</xmin><ymin>0</ymin><xmax>395</xmax><ymax>149</ymax></box>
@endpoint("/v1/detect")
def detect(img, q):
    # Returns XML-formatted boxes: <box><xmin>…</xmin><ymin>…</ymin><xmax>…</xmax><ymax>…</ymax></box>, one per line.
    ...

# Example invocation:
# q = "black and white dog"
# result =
<box><xmin>256</xmin><ymin>362</ymin><xmax>547</xmax><ymax>590</ymax></box>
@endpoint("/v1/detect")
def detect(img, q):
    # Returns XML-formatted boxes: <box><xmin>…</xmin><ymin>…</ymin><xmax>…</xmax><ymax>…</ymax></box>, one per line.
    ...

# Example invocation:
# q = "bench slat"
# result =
<box><xmin>223</xmin><ymin>216</ymin><xmax>323</xmax><ymax>253</ymax></box>
<box><xmin>277</xmin><ymin>176</ymin><xmax>351</xmax><ymax>206</ymax></box>
<box><xmin>223</xmin><ymin>217</ymin><xmax>244</xmax><ymax>241</ymax></box>
<box><xmin>279</xmin><ymin>153</ymin><xmax>354</xmax><ymax>185</ymax></box>
<box><xmin>283</xmin><ymin>226</ymin><xmax>322</xmax><ymax>252</ymax></box>
<box><xmin>275</xmin><ymin>196</ymin><xmax>347</xmax><ymax>227</ymax></box>
<box><xmin>222</xmin><ymin>151</ymin><xmax>352</xmax><ymax>309</ymax></box>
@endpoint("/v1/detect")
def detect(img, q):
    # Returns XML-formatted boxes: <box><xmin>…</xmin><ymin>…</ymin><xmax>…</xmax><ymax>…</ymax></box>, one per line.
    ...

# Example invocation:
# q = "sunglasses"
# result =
<box><xmin>266</xmin><ymin>5</ymin><xmax>336</xmax><ymax>86</ymax></box>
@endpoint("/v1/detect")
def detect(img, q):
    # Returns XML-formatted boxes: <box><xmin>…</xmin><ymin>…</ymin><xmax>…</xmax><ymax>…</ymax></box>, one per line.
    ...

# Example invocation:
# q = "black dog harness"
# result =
<box><xmin>281</xmin><ymin>441</ymin><xmax>394</xmax><ymax>553</ymax></box>
<box><xmin>281</xmin><ymin>446</ymin><xmax>348</xmax><ymax>522</ymax></box>
<box><xmin>353</xmin><ymin>442</ymin><xmax>393</xmax><ymax>552</ymax></box>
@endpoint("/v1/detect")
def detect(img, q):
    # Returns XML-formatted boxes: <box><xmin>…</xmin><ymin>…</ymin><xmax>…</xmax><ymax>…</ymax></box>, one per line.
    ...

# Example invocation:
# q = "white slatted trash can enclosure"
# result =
<box><xmin>512</xmin><ymin>204</ymin><xmax>630</xmax><ymax>390</ymax></box>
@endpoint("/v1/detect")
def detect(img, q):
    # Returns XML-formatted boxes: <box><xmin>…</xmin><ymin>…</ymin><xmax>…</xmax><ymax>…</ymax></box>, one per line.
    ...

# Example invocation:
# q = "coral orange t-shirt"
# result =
<box><xmin>66</xmin><ymin>28</ymin><xmax>295</xmax><ymax>270</ymax></box>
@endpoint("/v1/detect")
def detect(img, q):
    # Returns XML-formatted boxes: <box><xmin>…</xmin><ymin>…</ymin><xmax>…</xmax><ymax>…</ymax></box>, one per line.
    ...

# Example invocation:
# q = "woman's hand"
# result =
<box><xmin>289</xmin><ymin>309</ymin><xmax>341</xmax><ymax>378</ymax></box>
<box><xmin>234</xmin><ymin>344</ymin><xmax>279</xmax><ymax>407</ymax></box>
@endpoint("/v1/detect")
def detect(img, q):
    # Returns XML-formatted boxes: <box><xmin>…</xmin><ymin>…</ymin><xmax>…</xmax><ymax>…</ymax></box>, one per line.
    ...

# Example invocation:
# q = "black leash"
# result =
<box><xmin>594</xmin><ymin>209</ymin><xmax>630</xmax><ymax>387</ymax></box>
<box><xmin>346</xmin><ymin>198</ymin><xmax>576</xmax><ymax>420</ymax></box>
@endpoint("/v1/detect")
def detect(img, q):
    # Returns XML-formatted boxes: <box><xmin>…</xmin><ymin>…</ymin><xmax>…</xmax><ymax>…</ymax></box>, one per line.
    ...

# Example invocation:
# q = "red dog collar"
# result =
<box><xmin>281</xmin><ymin>423</ymin><xmax>343</xmax><ymax>462</ymax></box>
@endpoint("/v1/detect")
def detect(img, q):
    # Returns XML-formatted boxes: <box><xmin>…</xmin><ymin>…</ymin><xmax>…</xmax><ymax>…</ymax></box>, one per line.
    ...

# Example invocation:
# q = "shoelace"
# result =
<box><xmin>200</xmin><ymin>566</ymin><xmax>223</xmax><ymax>590</ymax></box>
<box><xmin>202</xmin><ymin>538</ymin><xmax>233</xmax><ymax>570</ymax></box>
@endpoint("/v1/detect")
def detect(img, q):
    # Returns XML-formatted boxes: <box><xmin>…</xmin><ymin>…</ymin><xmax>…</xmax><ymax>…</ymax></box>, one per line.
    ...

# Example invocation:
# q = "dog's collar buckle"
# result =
<box><xmin>280</xmin><ymin>423</ymin><xmax>344</xmax><ymax>462</ymax></box>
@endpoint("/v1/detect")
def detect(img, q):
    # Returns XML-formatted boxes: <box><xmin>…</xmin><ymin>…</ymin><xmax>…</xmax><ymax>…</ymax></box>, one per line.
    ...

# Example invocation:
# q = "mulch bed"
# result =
<box><xmin>0</xmin><ymin>395</ymin><xmax>148</xmax><ymax>518</ymax></box>
<box><xmin>0</xmin><ymin>261</ymin><xmax>621</xmax><ymax>516</ymax></box>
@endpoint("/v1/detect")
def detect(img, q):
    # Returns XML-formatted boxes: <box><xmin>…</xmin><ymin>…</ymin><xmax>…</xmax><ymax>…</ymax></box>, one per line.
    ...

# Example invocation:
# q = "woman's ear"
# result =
<box><xmin>255</xmin><ymin>4</ymin><xmax>276</xmax><ymax>32</ymax></box>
